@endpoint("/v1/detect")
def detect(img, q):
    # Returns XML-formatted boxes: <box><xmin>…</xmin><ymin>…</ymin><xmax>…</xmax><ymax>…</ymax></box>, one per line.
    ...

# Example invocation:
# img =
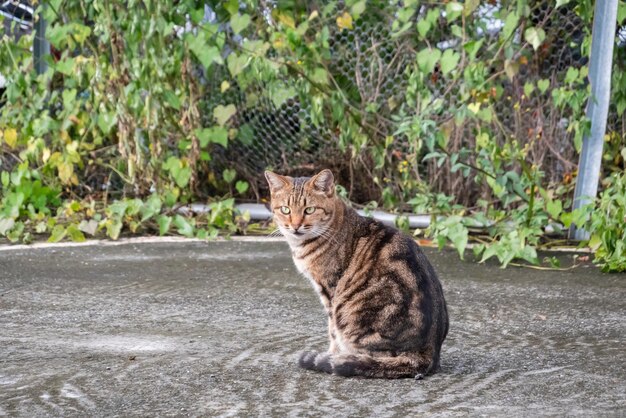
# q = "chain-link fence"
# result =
<box><xmin>208</xmin><ymin>1</ymin><xmax>624</xmax><ymax>205</ymax></box>
<box><xmin>1</xmin><ymin>1</ymin><xmax>623</xmax><ymax>205</ymax></box>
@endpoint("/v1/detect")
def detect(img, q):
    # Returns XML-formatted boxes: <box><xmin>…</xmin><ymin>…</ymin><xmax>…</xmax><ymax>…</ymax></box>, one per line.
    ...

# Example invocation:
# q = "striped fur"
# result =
<box><xmin>265</xmin><ymin>169</ymin><xmax>449</xmax><ymax>379</ymax></box>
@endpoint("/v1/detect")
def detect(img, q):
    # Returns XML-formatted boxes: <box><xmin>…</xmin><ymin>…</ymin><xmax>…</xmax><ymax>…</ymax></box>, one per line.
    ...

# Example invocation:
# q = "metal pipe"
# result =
<box><xmin>180</xmin><ymin>203</ymin><xmax>433</xmax><ymax>229</ymax></box>
<box><xmin>34</xmin><ymin>7</ymin><xmax>50</xmax><ymax>75</ymax></box>
<box><xmin>571</xmin><ymin>0</ymin><xmax>618</xmax><ymax>240</ymax></box>
<box><xmin>238</xmin><ymin>204</ymin><xmax>432</xmax><ymax>228</ymax></box>
<box><xmin>177</xmin><ymin>203</ymin><xmax>574</xmax><ymax>237</ymax></box>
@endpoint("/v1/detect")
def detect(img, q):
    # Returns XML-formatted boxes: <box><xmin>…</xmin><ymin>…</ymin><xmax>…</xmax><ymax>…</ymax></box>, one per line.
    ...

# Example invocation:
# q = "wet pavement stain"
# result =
<box><xmin>0</xmin><ymin>240</ymin><xmax>624</xmax><ymax>417</ymax></box>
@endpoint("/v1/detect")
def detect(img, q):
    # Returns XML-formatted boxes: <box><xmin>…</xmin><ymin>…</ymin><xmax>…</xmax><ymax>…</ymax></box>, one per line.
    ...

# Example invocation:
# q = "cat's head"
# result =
<box><xmin>264</xmin><ymin>169</ymin><xmax>336</xmax><ymax>241</ymax></box>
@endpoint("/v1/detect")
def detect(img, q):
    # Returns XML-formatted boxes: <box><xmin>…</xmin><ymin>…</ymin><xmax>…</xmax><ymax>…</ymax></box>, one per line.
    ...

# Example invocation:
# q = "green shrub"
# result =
<box><xmin>0</xmin><ymin>0</ymin><xmax>624</xmax><ymax>272</ymax></box>
<box><xmin>588</xmin><ymin>172</ymin><xmax>626</xmax><ymax>272</ymax></box>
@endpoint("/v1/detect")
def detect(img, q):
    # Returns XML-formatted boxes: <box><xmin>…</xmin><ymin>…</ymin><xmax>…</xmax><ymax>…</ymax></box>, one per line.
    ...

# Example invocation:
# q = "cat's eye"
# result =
<box><xmin>304</xmin><ymin>207</ymin><xmax>316</xmax><ymax>215</ymax></box>
<box><xmin>280</xmin><ymin>206</ymin><xmax>291</xmax><ymax>214</ymax></box>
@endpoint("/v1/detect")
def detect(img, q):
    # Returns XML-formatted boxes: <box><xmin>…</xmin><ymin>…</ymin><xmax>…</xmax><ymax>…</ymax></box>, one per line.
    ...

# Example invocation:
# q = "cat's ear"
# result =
<box><xmin>265</xmin><ymin>171</ymin><xmax>292</xmax><ymax>192</ymax></box>
<box><xmin>309</xmin><ymin>169</ymin><xmax>335</xmax><ymax>197</ymax></box>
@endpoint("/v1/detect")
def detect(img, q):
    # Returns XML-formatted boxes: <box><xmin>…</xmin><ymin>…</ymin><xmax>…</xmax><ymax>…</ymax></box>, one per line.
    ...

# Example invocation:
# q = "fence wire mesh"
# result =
<box><xmin>208</xmin><ymin>1</ymin><xmax>624</xmax><ymax>205</ymax></box>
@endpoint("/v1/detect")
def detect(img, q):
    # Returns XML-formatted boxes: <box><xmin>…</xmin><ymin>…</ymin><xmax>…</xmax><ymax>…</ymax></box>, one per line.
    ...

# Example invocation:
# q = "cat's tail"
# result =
<box><xmin>298</xmin><ymin>351</ymin><xmax>435</xmax><ymax>379</ymax></box>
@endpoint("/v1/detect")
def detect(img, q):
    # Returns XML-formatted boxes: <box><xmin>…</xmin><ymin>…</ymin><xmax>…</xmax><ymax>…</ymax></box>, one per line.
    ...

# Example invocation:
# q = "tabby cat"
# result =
<box><xmin>265</xmin><ymin>169</ymin><xmax>449</xmax><ymax>379</ymax></box>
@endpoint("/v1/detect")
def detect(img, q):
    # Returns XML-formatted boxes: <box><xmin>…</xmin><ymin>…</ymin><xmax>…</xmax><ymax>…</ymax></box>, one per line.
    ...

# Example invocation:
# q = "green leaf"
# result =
<box><xmin>565</xmin><ymin>67</ymin><xmax>579</xmax><ymax>85</ymax></box>
<box><xmin>35</xmin><ymin>222</ymin><xmax>47</xmax><ymax>234</ymax></box>
<box><xmin>224</xmin><ymin>0</ymin><xmax>239</xmax><ymax>15</ymax></box>
<box><xmin>417</xmin><ymin>48</ymin><xmax>442</xmax><ymax>74</ymax></box>
<box><xmin>47</xmin><ymin>24</ymin><xmax>69</xmax><ymax>48</ymax></box>
<box><xmin>62</xmin><ymin>89</ymin><xmax>77</xmax><ymax>109</ymax></box>
<box><xmin>269</xmin><ymin>84</ymin><xmax>297</xmax><ymax>108</ymax></box>
<box><xmin>213</xmin><ymin>104</ymin><xmax>237</xmax><ymax>127</ymax></box>
<box><xmin>97</xmin><ymin>112</ymin><xmax>117</xmax><ymax>135</ymax></box>
<box><xmin>227</xmin><ymin>53</ymin><xmax>250</xmax><ymax>77</ymax></box>
<box><xmin>7</xmin><ymin>221</ymin><xmax>23</xmax><ymax>242</ymax></box>
<box><xmin>173</xmin><ymin>165</ymin><xmax>192</xmax><ymax>189</ymax></box>
<box><xmin>0</xmin><ymin>217</ymin><xmax>15</xmax><ymax>236</ymax></box>
<box><xmin>524</xmin><ymin>27</ymin><xmax>546</xmax><ymax>50</ymax></box>
<box><xmin>67</xmin><ymin>224</ymin><xmax>86</xmax><ymax>242</ymax></box>
<box><xmin>108</xmin><ymin>200</ymin><xmax>129</xmax><ymax>217</ymax></box>
<box><xmin>463</xmin><ymin>0</ymin><xmax>480</xmax><ymax>16</ymax></box>
<box><xmin>416</xmin><ymin>19</ymin><xmax>431</xmax><ymax>38</ymax></box>
<box><xmin>223</xmin><ymin>168</ymin><xmax>237</xmax><ymax>184</ymax></box>
<box><xmin>537</xmin><ymin>79</ymin><xmax>550</xmax><ymax>93</ymax></box>
<box><xmin>242</xmin><ymin>40</ymin><xmax>270</xmax><ymax>57</ymax></box>
<box><xmin>126</xmin><ymin>200</ymin><xmax>144</xmax><ymax>216</ymax></box>
<box><xmin>196</xmin><ymin>228</ymin><xmax>209</xmax><ymax>240</ymax></box>
<box><xmin>619</xmin><ymin>2</ymin><xmax>626</xmax><ymax>23</ymax></box>
<box><xmin>235</xmin><ymin>180</ymin><xmax>249</xmax><ymax>194</ymax></box>
<box><xmin>556</xmin><ymin>0</ymin><xmax>571</xmax><ymax>8</ymax></box>
<box><xmin>504</xmin><ymin>59</ymin><xmax>519</xmax><ymax>80</ymax></box>
<box><xmin>501</xmin><ymin>12</ymin><xmax>519</xmax><ymax>40</ymax></box>
<box><xmin>230</xmin><ymin>13</ymin><xmax>251</xmax><ymax>34</ymax></box>
<box><xmin>187</xmin><ymin>33</ymin><xmax>223</xmax><ymax>70</ymax></box>
<box><xmin>479</xmin><ymin>243</ymin><xmax>499</xmax><ymax>263</ymax></box>
<box><xmin>141</xmin><ymin>194</ymin><xmax>162</xmax><ymax>222</ymax></box>
<box><xmin>524</xmin><ymin>82</ymin><xmax>535</xmax><ymax>98</ymax></box>
<box><xmin>157</xmin><ymin>215</ymin><xmax>172</xmax><ymax>236</ymax></box>
<box><xmin>310</xmin><ymin>67</ymin><xmax>328</xmax><ymax>85</ymax></box>
<box><xmin>105</xmin><ymin>219</ymin><xmax>123</xmax><ymax>240</ymax></box>
<box><xmin>449</xmin><ymin>224</ymin><xmax>468</xmax><ymax>260</ymax></box>
<box><xmin>546</xmin><ymin>199</ymin><xmax>562</xmax><ymax>220</ymax></box>
<box><xmin>440</xmin><ymin>49</ymin><xmax>460</xmax><ymax>75</ymax></box>
<box><xmin>195</xmin><ymin>127</ymin><xmax>229</xmax><ymax>148</ymax></box>
<box><xmin>164</xmin><ymin>91</ymin><xmax>181</xmax><ymax>110</ymax></box>
<box><xmin>350</xmin><ymin>0</ymin><xmax>366</xmax><ymax>19</ymax></box>
<box><xmin>54</xmin><ymin>57</ymin><xmax>75</xmax><ymax>76</ymax></box>
<box><xmin>588</xmin><ymin>234</ymin><xmax>602</xmax><ymax>251</ymax></box>
<box><xmin>48</xmin><ymin>224</ymin><xmax>67</xmax><ymax>243</ymax></box>
<box><xmin>560</xmin><ymin>211</ymin><xmax>573</xmax><ymax>228</ymax></box>
<box><xmin>445</xmin><ymin>2</ymin><xmax>463</xmax><ymax>22</ymax></box>
<box><xmin>237</xmin><ymin>124</ymin><xmax>255</xmax><ymax>146</ymax></box>
<box><xmin>173</xmin><ymin>215</ymin><xmax>195</xmax><ymax>238</ymax></box>
<box><xmin>463</xmin><ymin>39</ymin><xmax>484</xmax><ymax>60</ymax></box>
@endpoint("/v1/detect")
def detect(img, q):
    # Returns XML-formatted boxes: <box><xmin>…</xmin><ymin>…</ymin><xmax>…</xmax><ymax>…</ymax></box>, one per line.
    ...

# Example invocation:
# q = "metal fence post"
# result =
<box><xmin>571</xmin><ymin>0</ymin><xmax>619</xmax><ymax>241</ymax></box>
<box><xmin>33</xmin><ymin>6</ymin><xmax>50</xmax><ymax>75</ymax></box>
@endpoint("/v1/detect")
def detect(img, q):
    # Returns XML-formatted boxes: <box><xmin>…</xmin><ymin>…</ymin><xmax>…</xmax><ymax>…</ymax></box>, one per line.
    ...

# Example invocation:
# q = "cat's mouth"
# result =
<box><xmin>292</xmin><ymin>231</ymin><xmax>304</xmax><ymax>236</ymax></box>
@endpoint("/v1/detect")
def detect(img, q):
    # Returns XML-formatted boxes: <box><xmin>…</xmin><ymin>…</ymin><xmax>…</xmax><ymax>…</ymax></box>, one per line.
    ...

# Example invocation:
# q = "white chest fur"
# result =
<box><xmin>290</xmin><ymin>250</ymin><xmax>329</xmax><ymax>309</ymax></box>
<box><xmin>292</xmin><ymin>255</ymin><xmax>311</xmax><ymax>279</ymax></box>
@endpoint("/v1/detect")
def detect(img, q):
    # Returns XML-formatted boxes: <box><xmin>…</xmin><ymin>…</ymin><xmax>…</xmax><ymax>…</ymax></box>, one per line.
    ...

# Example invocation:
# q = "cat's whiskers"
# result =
<box><xmin>314</xmin><ymin>225</ymin><xmax>340</xmax><ymax>246</ymax></box>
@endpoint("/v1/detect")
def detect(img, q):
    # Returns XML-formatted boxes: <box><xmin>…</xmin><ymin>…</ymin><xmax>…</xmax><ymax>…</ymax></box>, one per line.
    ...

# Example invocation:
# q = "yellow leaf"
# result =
<box><xmin>277</xmin><ymin>12</ymin><xmax>295</xmax><ymax>29</ymax></box>
<box><xmin>61</xmin><ymin>130</ymin><xmax>71</xmax><ymax>143</ymax></box>
<box><xmin>308</xmin><ymin>10</ymin><xmax>319</xmax><ymax>21</ymax></box>
<box><xmin>272</xmin><ymin>37</ymin><xmax>284</xmax><ymax>49</ymax></box>
<box><xmin>58</xmin><ymin>162</ymin><xmax>74</xmax><ymax>184</ymax></box>
<box><xmin>3</xmin><ymin>128</ymin><xmax>18</xmax><ymax>149</ymax></box>
<box><xmin>42</xmin><ymin>147</ymin><xmax>51</xmax><ymax>163</ymax></box>
<box><xmin>468</xmin><ymin>102</ymin><xmax>481</xmax><ymax>114</ymax></box>
<box><xmin>221</xmin><ymin>81</ymin><xmax>230</xmax><ymax>93</ymax></box>
<box><xmin>336</xmin><ymin>12</ymin><xmax>353</xmax><ymax>30</ymax></box>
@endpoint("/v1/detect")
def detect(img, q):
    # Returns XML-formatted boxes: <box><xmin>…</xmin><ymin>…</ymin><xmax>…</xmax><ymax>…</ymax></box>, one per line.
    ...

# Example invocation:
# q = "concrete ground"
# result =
<box><xmin>0</xmin><ymin>238</ymin><xmax>624</xmax><ymax>417</ymax></box>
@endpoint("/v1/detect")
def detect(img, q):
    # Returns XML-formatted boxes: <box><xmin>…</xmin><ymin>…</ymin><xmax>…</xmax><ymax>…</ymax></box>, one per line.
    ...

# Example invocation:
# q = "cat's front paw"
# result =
<box><xmin>298</xmin><ymin>351</ymin><xmax>319</xmax><ymax>370</ymax></box>
<box><xmin>298</xmin><ymin>351</ymin><xmax>334</xmax><ymax>374</ymax></box>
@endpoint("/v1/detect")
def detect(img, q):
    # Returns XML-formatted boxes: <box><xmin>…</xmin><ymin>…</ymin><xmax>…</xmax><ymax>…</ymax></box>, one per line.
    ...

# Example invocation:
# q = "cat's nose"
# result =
<box><xmin>293</xmin><ymin>223</ymin><xmax>302</xmax><ymax>231</ymax></box>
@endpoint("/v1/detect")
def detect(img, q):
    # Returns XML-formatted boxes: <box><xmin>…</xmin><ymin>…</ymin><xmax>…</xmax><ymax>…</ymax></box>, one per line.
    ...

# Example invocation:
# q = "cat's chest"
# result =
<box><xmin>292</xmin><ymin>254</ymin><xmax>331</xmax><ymax>309</ymax></box>
<box><xmin>292</xmin><ymin>254</ymin><xmax>313</xmax><ymax>279</ymax></box>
